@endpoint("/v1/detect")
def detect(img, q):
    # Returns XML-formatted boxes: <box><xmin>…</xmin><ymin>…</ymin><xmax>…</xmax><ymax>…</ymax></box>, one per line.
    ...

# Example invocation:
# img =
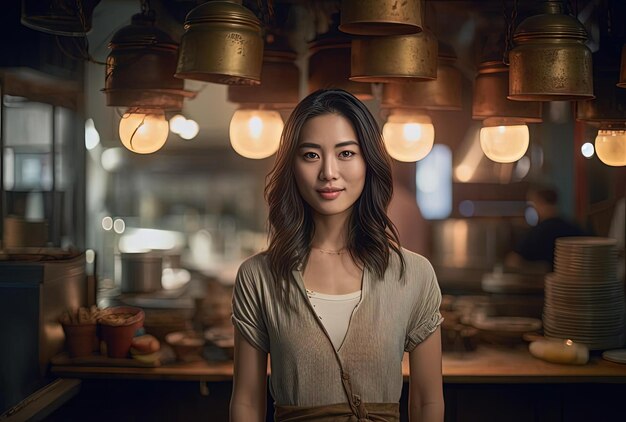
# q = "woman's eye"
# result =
<box><xmin>303</xmin><ymin>152</ymin><xmax>319</xmax><ymax>160</ymax></box>
<box><xmin>339</xmin><ymin>151</ymin><xmax>355</xmax><ymax>158</ymax></box>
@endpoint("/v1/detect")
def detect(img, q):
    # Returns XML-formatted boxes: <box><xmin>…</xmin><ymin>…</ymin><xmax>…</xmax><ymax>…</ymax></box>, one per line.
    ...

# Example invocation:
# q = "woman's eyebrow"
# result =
<box><xmin>298</xmin><ymin>140</ymin><xmax>359</xmax><ymax>149</ymax></box>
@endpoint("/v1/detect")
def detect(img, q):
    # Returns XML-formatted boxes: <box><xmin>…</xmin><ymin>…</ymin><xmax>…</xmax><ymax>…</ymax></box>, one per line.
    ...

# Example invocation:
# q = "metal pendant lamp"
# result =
<box><xmin>473</xmin><ymin>61</ymin><xmax>542</xmax><ymax>122</ymax></box>
<box><xmin>382</xmin><ymin>42</ymin><xmax>461</xmax><ymax>111</ymax></box>
<box><xmin>508</xmin><ymin>0</ymin><xmax>594</xmax><ymax>101</ymax></box>
<box><xmin>339</xmin><ymin>0</ymin><xmax>423</xmax><ymax>36</ymax></box>
<box><xmin>102</xmin><ymin>12</ymin><xmax>195</xmax><ymax>111</ymax></box>
<box><xmin>21</xmin><ymin>0</ymin><xmax>101</xmax><ymax>36</ymax></box>
<box><xmin>474</xmin><ymin>60</ymin><xmax>542</xmax><ymax>163</ymax></box>
<box><xmin>308</xmin><ymin>16</ymin><xmax>373</xmax><ymax>100</ymax></box>
<box><xmin>175</xmin><ymin>0</ymin><xmax>264</xmax><ymax>85</ymax></box>
<box><xmin>577</xmin><ymin>42</ymin><xmax>626</xmax><ymax>166</ymax></box>
<box><xmin>350</xmin><ymin>28</ymin><xmax>438</xmax><ymax>83</ymax></box>
<box><xmin>228</xmin><ymin>33</ymin><xmax>300</xmax><ymax>109</ymax></box>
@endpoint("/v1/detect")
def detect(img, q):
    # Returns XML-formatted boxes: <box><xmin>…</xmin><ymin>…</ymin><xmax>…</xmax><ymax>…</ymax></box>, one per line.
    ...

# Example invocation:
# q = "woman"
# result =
<box><xmin>230</xmin><ymin>89</ymin><xmax>443</xmax><ymax>422</ymax></box>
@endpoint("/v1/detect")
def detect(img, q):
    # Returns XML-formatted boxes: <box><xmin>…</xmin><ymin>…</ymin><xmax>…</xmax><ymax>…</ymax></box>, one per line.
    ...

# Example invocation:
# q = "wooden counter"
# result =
<box><xmin>50</xmin><ymin>345</ymin><xmax>626</xmax><ymax>384</ymax></box>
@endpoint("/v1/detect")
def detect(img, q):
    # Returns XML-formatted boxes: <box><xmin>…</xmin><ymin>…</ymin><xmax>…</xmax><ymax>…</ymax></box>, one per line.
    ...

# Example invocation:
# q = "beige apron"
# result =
<box><xmin>274</xmin><ymin>367</ymin><xmax>400</xmax><ymax>421</ymax></box>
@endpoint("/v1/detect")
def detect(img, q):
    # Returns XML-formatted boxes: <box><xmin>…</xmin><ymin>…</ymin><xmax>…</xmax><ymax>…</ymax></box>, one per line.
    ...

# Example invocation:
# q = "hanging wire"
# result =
<box><xmin>502</xmin><ymin>0</ymin><xmax>519</xmax><ymax>66</ymax></box>
<box><xmin>54</xmin><ymin>0</ymin><xmax>106</xmax><ymax>65</ymax></box>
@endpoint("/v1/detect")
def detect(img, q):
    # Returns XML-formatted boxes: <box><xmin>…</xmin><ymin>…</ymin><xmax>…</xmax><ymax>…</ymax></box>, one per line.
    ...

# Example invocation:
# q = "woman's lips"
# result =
<box><xmin>317</xmin><ymin>189</ymin><xmax>344</xmax><ymax>200</ymax></box>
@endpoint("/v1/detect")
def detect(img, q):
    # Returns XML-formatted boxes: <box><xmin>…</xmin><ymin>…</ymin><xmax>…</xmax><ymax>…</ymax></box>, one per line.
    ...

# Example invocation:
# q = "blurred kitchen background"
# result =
<box><xmin>1</xmin><ymin>0</ymin><xmax>624</xmax><ymax>310</ymax></box>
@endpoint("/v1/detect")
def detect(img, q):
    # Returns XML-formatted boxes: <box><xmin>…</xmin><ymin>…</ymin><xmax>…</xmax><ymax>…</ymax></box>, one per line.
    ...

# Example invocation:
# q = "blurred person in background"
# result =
<box><xmin>506</xmin><ymin>184</ymin><xmax>586</xmax><ymax>272</ymax></box>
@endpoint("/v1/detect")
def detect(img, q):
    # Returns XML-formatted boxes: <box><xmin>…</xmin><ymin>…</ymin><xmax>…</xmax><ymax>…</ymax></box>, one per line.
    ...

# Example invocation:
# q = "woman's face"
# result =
<box><xmin>293</xmin><ymin>113</ymin><xmax>366</xmax><ymax>218</ymax></box>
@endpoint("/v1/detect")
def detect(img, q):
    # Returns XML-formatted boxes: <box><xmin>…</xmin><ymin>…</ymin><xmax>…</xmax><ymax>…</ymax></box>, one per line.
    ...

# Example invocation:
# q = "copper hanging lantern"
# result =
<box><xmin>382</xmin><ymin>42</ymin><xmax>461</xmax><ymax>111</ymax></box>
<box><xmin>339</xmin><ymin>0</ymin><xmax>423</xmax><ymax>36</ymax></box>
<box><xmin>21</xmin><ymin>0</ymin><xmax>101</xmax><ymax>36</ymax></box>
<box><xmin>228</xmin><ymin>33</ymin><xmax>300</xmax><ymax>109</ymax></box>
<box><xmin>175</xmin><ymin>0</ymin><xmax>264</xmax><ymax>85</ymax></box>
<box><xmin>474</xmin><ymin>61</ymin><xmax>542</xmax><ymax>122</ymax></box>
<box><xmin>102</xmin><ymin>12</ymin><xmax>195</xmax><ymax>111</ymax></box>
<box><xmin>350</xmin><ymin>28</ymin><xmax>438</xmax><ymax>83</ymax></box>
<box><xmin>508</xmin><ymin>0</ymin><xmax>593</xmax><ymax>101</ymax></box>
<box><xmin>308</xmin><ymin>22</ymin><xmax>373</xmax><ymax>100</ymax></box>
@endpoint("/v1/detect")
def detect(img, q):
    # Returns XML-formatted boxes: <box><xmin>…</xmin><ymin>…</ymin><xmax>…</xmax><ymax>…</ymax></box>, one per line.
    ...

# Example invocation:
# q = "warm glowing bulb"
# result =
<box><xmin>595</xmin><ymin>130</ymin><xmax>626</xmax><ymax>167</ymax></box>
<box><xmin>382</xmin><ymin>113</ymin><xmax>434</xmax><ymax>162</ymax></box>
<box><xmin>229</xmin><ymin>110</ymin><xmax>283</xmax><ymax>159</ymax></box>
<box><xmin>479</xmin><ymin>124</ymin><xmax>529</xmax><ymax>163</ymax></box>
<box><xmin>119</xmin><ymin>110</ymin><xmax>169</xmax><ymax>154</ymax></box>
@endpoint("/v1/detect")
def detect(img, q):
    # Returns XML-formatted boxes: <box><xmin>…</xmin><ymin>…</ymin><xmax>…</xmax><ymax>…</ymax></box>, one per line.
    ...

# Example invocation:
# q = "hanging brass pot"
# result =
<box><xmin>508</xmin><ymin>0</ymin><xmax>593</xmax><ymax>101</ymax></box>
<box><xmin>577</xmin><ymin>42</ymin><xmax>626</xmax><ymax>125</ymax></box>
<box><xmin>339</xmin><ymin>0</ymin><xmax>423</xmax><ymax>36</ymax></box>
<box><xmin>351</xmin><ymin>29</ymin><xmax>437</xmax><ymax>83</ymax></box>
<box><xmin>102</xmin><ymin>13</ymin><xmax>195</xmax><ymax>111</ymax></box>
<box><xmin>175</xmin><ymin>0</ymin><xmax>264</xmax><ymax>85</ymax></box>
<box><xmin>228</xmin><ymin>34</ymin><xmax>300</xmax><ymax>108</ymax></box>
<box><xmin>21</xmin><ymin>0</ymin><xmax>101</xmax><ymax>36</ymax></box>
<box><xmin>308</xmin><ymin>33</ymin><xmax>372</xmax><ymax>100</ymax></box>
<box><xmin>382</xmin><ymin>42</ymin><xmax>461</xmax><ymax>111</ymax></box>
<box><xmin>473</xmin><ymin>61</ymin><xmax>542</xmax><ymax>122</ymax></box>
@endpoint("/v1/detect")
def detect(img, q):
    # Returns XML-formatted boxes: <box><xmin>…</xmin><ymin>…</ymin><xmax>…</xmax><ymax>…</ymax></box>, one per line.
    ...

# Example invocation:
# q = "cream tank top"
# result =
<box><xmin>305</xmin><ymin>288</ymin><xmax>362</xmax><ymax>350</ymax></box>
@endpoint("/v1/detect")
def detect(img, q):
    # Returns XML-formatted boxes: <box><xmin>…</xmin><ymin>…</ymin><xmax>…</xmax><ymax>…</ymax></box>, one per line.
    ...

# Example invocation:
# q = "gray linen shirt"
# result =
<box><xmin>231</xmin><ymin>247</ymin><xmax>443</xmax><ymax>407</ymax></box>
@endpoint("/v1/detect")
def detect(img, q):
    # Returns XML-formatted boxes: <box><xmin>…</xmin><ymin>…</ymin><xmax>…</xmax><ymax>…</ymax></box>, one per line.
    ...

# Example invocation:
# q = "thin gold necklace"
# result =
<box><xmin>311</xmin><ymin>246</ymin><xmax>346</xmax><ymax>255</ymax></box>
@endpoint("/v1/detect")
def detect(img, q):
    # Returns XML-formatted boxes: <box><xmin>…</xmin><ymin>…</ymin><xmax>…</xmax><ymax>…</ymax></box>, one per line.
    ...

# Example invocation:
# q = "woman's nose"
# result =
<box><xmin>319</xmin><ymin>156</ymin><xmax>338</xmax><ymax>180</ymax></box>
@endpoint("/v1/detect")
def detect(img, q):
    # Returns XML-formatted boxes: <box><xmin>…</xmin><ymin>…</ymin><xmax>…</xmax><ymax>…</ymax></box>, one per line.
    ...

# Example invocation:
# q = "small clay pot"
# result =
<box><xmin>99</xmin><ymin>306</ymin><xmax>145</xmax><ymax>358</ymax></box>
<box><xmin>63</xmin><ymin>323</ymin><xmax>98</xmax><ymax>358</ymax></box>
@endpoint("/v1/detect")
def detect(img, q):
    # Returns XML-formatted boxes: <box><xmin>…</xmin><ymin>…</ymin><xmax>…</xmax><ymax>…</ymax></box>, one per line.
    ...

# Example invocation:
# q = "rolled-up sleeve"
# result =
<box><xmin>231</xmin><ymin>261</ymin><xmax>270</xmax><ymax>353</ymax></box>
<box><xmin>404</xmin><ymin>261</ymin><xmax>443</xmax><ymax>352</ymax></box>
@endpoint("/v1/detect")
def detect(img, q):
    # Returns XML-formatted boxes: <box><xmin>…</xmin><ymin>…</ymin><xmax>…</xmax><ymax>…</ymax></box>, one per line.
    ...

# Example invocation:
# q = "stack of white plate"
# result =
<box><xmin>543</xmin><ymin>237</ymin><xmax>625</xmax><ymax>350</ymax></box>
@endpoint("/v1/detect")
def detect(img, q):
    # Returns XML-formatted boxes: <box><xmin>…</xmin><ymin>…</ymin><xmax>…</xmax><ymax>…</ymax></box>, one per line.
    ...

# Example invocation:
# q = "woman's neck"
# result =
<box><xmin>311</xmin><ymin>210</ymin><xmax>352</xmax><ymax>250</ymax></box>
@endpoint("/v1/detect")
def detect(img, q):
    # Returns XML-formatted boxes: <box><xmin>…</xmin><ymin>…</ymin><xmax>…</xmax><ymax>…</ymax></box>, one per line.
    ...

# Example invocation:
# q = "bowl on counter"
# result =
<box><xmin>165</xmin><ymin>330</ymin><xmax>205</xmax><ymax>362</ymax></box>
<box><xmin>205</xmin><ymin>325</ymin><xmax>235</xmax><ymax>359</ymax></box>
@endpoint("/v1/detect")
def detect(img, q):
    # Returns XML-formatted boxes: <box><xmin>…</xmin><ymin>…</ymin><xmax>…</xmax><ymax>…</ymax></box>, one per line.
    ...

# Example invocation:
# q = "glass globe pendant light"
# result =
<box><xmin>479</xmin><ymin>117</ymin><xmax>529</xmax><ymax>163</ymax></box>
<box><xmin>103</xmin><ymin>3</ymin><xmax>195</xmax><ymax>153</ymax></box>
<box><xmin>227</xmin><ymin>33</ymin><xmax>298</xmax><ymax>159</ymax></box>
<box><xmin>595</xmin><ymin>129</ymin><xmax>626</xmax><ymax>167</ymax></box>
<box><xmin>577</xmin><ymin>40</ymin><xmax>626</xmax><ymax>167</ymax></box>
<box><xmin>473</xmin><ymin>59</ymin><xmax>540</xmax><ymax>163</ymax></box>
<box><xmin>382</xmin><ymin>110</ymin><xmax>435</xmax><ymax>162</ymax></box>
<box><xmin>119</xmin><ymin>109</ymin><xmax>169</xmax><ymax>154</ymax></box>
<box><xmin>229</xmin><ymin>109</ymin><xmax>284</xmax><ymax>159</ymax></box>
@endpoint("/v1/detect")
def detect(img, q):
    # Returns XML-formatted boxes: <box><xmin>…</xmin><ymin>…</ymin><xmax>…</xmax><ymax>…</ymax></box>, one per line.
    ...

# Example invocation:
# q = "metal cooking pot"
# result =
<box><xmin>121</xmin><ymin>252</ymin><xmax>163</xmax><ymax>293</ymax></box>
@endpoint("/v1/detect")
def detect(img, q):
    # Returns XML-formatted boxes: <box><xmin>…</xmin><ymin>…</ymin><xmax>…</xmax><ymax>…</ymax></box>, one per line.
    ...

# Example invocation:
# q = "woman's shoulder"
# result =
<box><xmin>235</xmin><ymin>251</ymin><xmax>272</xmax><ymax>285</ymax></box>
<box><xmin>394</xmin><ymin>247</ymin><xmax>435</xmax><ymax>274</ymax></box>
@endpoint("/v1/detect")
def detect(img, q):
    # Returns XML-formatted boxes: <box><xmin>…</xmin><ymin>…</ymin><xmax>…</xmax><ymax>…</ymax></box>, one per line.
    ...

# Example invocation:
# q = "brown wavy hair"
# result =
<box><xmin>264</xmin><ymin>89</ymin><xmax>405</xmax><ymax>300</ymax></box>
